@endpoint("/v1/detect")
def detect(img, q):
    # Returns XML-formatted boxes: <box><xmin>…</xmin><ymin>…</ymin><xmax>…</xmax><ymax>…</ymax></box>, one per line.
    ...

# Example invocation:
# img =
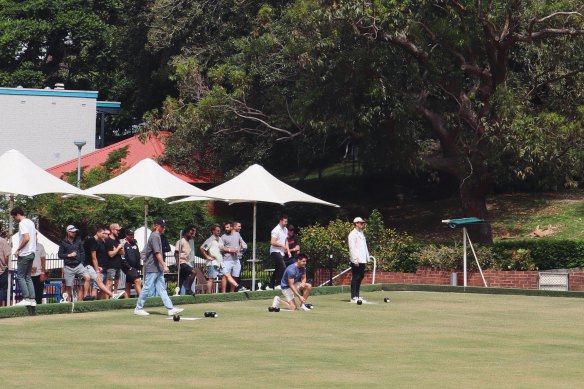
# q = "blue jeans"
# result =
<box><xmin>135</xmin><ymin>272</ymin><xmax>173</xmax><ymax>310</ymax></box>
<box><xmin>17</xmin><ymin>253</ymin><xmax>35</xmax><ymax>299</ymax></box>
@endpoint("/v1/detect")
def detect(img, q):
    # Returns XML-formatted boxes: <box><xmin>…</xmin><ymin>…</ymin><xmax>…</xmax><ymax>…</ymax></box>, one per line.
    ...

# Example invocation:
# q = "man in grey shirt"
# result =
<box><xmin>134</xmin><ymin>218</ymin><xmax>184</xmax><ymax>316</ymax></box>
<box><xmin>220</xmin><ymin>221</ymin><xmax>248</xmax><ymax>293</ymax></box>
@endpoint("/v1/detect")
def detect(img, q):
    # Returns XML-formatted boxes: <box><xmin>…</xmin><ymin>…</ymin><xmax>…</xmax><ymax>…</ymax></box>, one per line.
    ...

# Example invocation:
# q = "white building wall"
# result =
<box><xmin>0</xmin><ymin>89</ymin><xmax>97</xmax><ymax>168</ymax></box>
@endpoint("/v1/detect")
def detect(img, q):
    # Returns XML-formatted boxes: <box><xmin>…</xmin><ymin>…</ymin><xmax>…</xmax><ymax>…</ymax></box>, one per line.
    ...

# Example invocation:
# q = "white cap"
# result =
<box><xmin>66</xmin><ymin>225</ymin><xmax>78</xmax><ymax>232</ymax></box>
<box><xmin>353</xmin><ymin>217</ymin><xmax>366</xmax><ymax>224</ymax></box>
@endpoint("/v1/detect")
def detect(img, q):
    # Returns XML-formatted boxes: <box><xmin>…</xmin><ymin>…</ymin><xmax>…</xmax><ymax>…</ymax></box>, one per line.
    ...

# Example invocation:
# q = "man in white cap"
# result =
<box><xmin>348</xmin><ymin>217</ymin><xmax>369</xmax><ymax>303</ymax></box>
<box><xmin>58</xmin><ymin>224</ymin><xmax>90</xmax><ymax>301</ymax></box>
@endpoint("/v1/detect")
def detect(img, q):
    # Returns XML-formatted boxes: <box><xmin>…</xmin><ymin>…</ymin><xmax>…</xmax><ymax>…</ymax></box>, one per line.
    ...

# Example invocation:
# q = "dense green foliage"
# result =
<box><xmin>1</xmin><ymin>1</ymin><xmax>583</xmax><ymax>241</ymax></box>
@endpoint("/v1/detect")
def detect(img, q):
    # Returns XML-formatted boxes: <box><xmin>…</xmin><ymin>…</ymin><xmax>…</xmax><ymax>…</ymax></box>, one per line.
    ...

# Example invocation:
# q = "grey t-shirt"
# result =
<box><xmin>221</xmin><ymin>232</ymin><xmax>240</xmax><ymax>262</ymax></box>
<box><xmin>142</xmin><ymin>231</ymin><xmax>164</xmax><ymax>273</ymax></box>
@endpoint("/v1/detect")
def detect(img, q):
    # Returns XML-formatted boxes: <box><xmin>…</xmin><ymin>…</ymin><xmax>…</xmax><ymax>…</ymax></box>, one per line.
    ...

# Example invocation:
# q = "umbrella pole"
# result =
<box><xmin>252</xmin><ymin>202</ymin><xmax>257</xmax><ymax>291</ymax></box>
<box><xmin>7</xmin><ymin>194</ymin><xmax>14</xmax><ymax>305</ymax></box>
<box><xmin>143</xmin><ymin>198</ymin><xmax>148</xmax><ymax>291</ymax></box>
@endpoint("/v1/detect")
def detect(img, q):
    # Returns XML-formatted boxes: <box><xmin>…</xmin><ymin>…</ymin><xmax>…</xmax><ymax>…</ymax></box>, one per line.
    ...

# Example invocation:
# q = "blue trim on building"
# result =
<box><xmin>0</xmin><ymin>88</ymin><xmax>98</xmax><ymax>99</ymax></box>
<box><xmin>96</xmin><ymin>101</ymin><xmax>121</xmax><ymax>108</ymax></box>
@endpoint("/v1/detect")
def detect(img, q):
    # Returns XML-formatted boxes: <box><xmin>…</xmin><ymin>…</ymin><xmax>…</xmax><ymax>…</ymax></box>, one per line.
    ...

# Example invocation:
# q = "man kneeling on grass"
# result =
<box><xmin>271</xmin><ymin>253</ymin><xmax>312</xmax><ymax>311</ymax></box>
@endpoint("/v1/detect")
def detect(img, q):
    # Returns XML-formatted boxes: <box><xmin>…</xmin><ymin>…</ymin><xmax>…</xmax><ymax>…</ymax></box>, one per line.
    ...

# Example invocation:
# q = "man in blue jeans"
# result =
<box><xmin>134</xmin><ymin>217</ymin><xmax>183</xmax><ymax>316</ymax></box>
<box><xmin>11</xmin><ymin>207</ymin><xmax>37</xmax><ymax>307</ymax></box>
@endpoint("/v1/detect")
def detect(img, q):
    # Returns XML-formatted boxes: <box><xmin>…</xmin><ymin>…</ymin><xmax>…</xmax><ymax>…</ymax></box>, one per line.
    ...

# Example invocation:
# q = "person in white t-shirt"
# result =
<box><xmin>31</xmin><ymin>237</ymin><xmax>47</xmax><ymax>305</ymax></box>
<box><xmin>11</xmin><ymin>207</ymin><xmax>37</xmax><ymax>307</ymax></box>
<box><xmin>348</xmin><ymin>217</ymin><xmax>370</xmax><ymax>303</ymax></box>
<box><xmin>267</xmin><ymin>215</ymin><xmax>290</xmax><ymax>290</ymax></box>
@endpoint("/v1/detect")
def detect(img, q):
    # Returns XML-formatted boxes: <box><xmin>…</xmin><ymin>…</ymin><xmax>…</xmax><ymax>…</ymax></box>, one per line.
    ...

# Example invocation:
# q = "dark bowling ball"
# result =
<box><xmin>357</xmin><ymin>299</ymin><xmax>363</xmax><ymax>305</ymax></box>
<box><xmin>384</xmin><ymin>297</ymin><xmax>391</xmax><ymax>303</ymax></box>
<box><xmin>173</xmin><ymin>314</ymin><xmax>180</xmax><ymax>322</ymax></box>
<box><xmin>268</xmin><ymin>306</ymin><xmax>274</xmax><ymax>312</ymax></box>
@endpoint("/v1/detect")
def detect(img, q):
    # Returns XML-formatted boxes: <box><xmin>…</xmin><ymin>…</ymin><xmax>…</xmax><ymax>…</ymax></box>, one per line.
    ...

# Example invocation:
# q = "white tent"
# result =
<box><xmin>0</xmin><ymin>149</ymin><xmax>100</xmax><ymax>233</ymax></box>
<box><xmin>0</xmin><ymin>149</ymin><xmax>97</xmax><ymax>198</ymax></box>
<box><xmin>84</xmin><ymin>158</ymin><xmax>215</xmax><ymax>239</ymax></box>
<box><xmin>10</xmin><ymin>231</ymin><xmax>61</xmax><ymax>270</ymax></box>
<box><xmin>172</xmin><ymin>164</ymin><xmax>339</xmax><ymax>290</ymax></box>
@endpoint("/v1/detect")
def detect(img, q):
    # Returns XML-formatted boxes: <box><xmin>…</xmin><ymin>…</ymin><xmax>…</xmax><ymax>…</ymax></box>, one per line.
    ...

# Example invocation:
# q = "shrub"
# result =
<box><xmin>413</xmin><ymin>244</ymin><xmax>495</xmax><ymax>271</ymax></box>
<box><xmin>492</xmin><ymin>240</ymin><xmax>584</xmax><ymax>270</ymax></box>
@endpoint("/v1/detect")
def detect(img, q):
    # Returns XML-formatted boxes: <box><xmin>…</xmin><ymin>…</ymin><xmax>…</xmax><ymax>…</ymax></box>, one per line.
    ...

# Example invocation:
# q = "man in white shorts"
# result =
<box><xmin>200</xmin><ymin>224</ymin><xmax>224</xmax><ymax>293</ymax></box>
<box><xmin>271</xmin><ymin>253</ymin><xmax>312</xmax><ymax>311</ymax></box>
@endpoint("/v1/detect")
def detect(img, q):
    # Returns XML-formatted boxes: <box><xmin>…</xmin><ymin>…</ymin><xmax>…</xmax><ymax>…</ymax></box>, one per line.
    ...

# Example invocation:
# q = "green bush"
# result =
<box><xmin>410</xmin><ymin>239</ymin><xmax>584</xmax><ymax>272</ymax></box>
<box><xmin>413</xmin><ymin>244</ymin><xmax>496</xmax><ymax>271</ymax></box>
<box><xmin>492</xmin><ymin>240</ymin><xmax>584</xmax><ymax>270</ymax></box>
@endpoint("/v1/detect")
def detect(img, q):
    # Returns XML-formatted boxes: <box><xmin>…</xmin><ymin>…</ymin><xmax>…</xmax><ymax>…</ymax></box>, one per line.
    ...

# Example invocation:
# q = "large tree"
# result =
<box><xmin>323</xmin><ymin>0</ymin><xmax>584</xmax><ymax>241</ymax></box>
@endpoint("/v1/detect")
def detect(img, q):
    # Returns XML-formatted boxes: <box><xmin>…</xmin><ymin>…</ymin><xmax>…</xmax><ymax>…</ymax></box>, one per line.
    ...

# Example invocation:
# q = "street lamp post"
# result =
<box><xmin>74</xmin><ymin>140</ymin><xmax>86</xmax><ymax>188</ymax></box>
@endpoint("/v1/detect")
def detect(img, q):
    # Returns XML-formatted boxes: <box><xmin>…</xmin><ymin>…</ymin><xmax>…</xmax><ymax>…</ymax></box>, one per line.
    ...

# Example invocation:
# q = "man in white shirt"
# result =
<box><xmin>11</xmin><ymin>207</ymin><xmax>37</xmax><ymax>306</ymax></box>
<box><xmin>348</xmin><ymin>217</ymin><xmax>370</xmax><ymax>303</ymax></box>
<box><xmin>267</xmin><ymin>215</ymin><xmax>290</xmax><ymax>290</ymax></box>
<box><xmin>200</xmin><ymin>224</ymin><xmax>225</xmax><ymax>293</ymax></box>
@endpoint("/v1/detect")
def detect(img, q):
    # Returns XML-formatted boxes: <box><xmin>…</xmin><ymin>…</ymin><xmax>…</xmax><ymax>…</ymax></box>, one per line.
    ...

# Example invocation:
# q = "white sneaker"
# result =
<box><xmin>274</xmin><ymin>285</ymin><xmax>281</xmax><ymax>290</ymax></box>
<box><xmin>112</xmin><ymin>291</ymin><xmax>124</xmax><ymax>299</ymax></box>
<box><xmin>272</xmin><ymin>296</ymin><xmax>280</xmax><ymax>307</ymax></box>
<box><xmin>235</xmin><ymin>285</ymin><xmax>249</xmax><ymax>292</ymax></box>
<box><xmin>300</xmin><ymin>304</ymin><xmax>310</xmax><ymax>311</ymax></box>
<box><xmin>168</xmin><ymin>307</ymin><xmax>184</xmax><ymax>316</ymax></box>
<box><xmin>15</xmin><ymin>299</ymin><xmax>31</xmax><ymax>306</ymax></box>
<box><xmin>350</xmin><ymin>297</ymin><xmax>359</xmax><ymax>303</ymax></box>
<box><xmin>134</xmin><ymin>309</ymin><xmax>150</xmax><ymax>316</ymax></box>
<box><xmin>30</xmin><ymin>300</ymin><xmax>37</xmax><ymax>307</ymax></box>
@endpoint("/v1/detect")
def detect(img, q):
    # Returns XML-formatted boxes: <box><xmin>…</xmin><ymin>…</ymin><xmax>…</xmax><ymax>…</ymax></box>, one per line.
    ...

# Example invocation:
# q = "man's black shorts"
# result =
<box><xmin>124</xmin><ymin>267</ymin><xmax>140</xmax><ymax>283</ymax></box>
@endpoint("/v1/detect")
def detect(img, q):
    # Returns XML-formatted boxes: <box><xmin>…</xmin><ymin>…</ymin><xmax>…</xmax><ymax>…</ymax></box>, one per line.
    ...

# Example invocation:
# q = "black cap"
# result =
<box><xmin>288</xmin><ymin>224</ymin><xmax>295</xmax><ymax>231</ymax></box>
<box><xmin>126</xmin><ymin>229</ymin><xmax>135</xmax><ymax>235</ymax></box>
<box><xmin>154</xmin><ymin>217</ymin><xmax>166</xmax><ymax>227</ymax></box>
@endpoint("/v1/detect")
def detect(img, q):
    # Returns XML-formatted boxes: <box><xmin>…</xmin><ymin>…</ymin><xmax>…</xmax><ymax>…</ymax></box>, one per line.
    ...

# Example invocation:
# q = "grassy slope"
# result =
<box><xmin>2</xmin><ymin>291</ymin><xmax>584</xmax><ymax>388</ymax></box>
<box><xmin>291</xmin><ymin>164</ymin><xmax>583</xmax><ymax>242</ymax></box>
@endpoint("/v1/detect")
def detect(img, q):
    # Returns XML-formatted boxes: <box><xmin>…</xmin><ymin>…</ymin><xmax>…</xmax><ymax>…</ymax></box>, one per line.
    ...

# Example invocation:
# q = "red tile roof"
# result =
<box><xmin>47</xmin><ymin>131</ymin><xmax>214</xmax><ymax>184</ymax></box>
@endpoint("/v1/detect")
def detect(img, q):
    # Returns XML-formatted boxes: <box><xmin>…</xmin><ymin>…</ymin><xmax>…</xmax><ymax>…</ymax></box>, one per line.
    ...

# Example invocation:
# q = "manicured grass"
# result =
<box><xmin>2</xmin><ymin>290</ymin><xmax>583</xmax><ymax>388</ymax></box>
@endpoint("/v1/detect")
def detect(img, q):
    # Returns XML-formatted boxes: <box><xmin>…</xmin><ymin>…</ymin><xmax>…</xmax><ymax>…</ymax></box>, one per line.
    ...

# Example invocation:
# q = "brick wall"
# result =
<box><xmin>332</xmin><ymin>268</ymin><xmax>584</xmax><ymax>291</ymax></box>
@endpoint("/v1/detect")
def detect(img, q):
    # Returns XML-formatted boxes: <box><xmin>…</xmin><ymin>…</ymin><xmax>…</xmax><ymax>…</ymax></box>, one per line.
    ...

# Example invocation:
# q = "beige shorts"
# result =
<box><xmin>282</xmin><ymin>282</ymin><xmax>302</xmax><ymax>302</ymax></box>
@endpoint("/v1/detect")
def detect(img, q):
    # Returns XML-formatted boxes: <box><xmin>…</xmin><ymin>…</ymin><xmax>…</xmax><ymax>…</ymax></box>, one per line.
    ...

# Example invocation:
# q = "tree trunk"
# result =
<box><xmin>459</xmin><ymin>176</ymin><xmax>493</xmax><ymax>244</ymax></box>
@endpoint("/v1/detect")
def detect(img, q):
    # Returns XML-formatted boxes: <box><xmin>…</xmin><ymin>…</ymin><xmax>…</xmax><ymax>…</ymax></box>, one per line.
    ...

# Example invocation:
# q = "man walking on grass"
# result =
<box><xmin>134</xmin><ymin>218</ymin><xmax>183</xmax><ymax>316</ymax></box>
<box><xmin>11</xmin><ymin>207</ymin><xmax>37</xmax><ymax>306</ymax></box>
<box><xmin>221</xmin><ymin>221</ymin><xmax>248</xmax><ymax>293</ymax></box>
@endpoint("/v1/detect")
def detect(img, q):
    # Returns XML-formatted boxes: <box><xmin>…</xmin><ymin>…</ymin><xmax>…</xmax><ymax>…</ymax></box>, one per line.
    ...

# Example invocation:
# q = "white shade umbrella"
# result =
<box><xmin>84</xmin><ymin>158</ymin><xmax>216</xmax><ymax>240</ymax></box>
<box><xmin>172</xmin><ymin>164</ymin><xmax>339</xmax><ymax>290</ymax></box>
<box><xmin>0</xmin><ymin>149</ymin><xmax>100</xmax><ymax>304</ymax></box>
<box><xmin>0</xmin><ymin>148</ymin><xmax>100</xmax><ymax>239</ymax></box>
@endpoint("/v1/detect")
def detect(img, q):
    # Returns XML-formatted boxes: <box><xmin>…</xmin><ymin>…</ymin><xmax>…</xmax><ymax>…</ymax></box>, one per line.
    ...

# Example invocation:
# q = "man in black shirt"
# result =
<box><xmin>58</xmin><ymin>225</ymin><xmax>90</xmax><ymax>301</ymax></box>
<box><xmin>84</xmin><ymin>226</ymin><xmax>119</xmax><ymax>300</ymax></box>
<box><xmin>104</xmin><ymin>223</ymin><xmax>124</xmax><ymax>298</ymax></box>
<box><xmin>122</xmin><ymin>229</ymin><xmax>142</xmax><ymax>298</ymax></box>
<box><xmin>285</xmin><ymin>225</ymin><xmax>301</xmax><ymax>267</ymax></box>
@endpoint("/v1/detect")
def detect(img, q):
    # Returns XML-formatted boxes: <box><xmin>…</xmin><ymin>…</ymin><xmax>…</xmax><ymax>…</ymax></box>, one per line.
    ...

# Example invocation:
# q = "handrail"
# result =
<box><xmin>318</xmin><ymin>255</ymin><xmax>377</xmax><ymax>287</ymax></box>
